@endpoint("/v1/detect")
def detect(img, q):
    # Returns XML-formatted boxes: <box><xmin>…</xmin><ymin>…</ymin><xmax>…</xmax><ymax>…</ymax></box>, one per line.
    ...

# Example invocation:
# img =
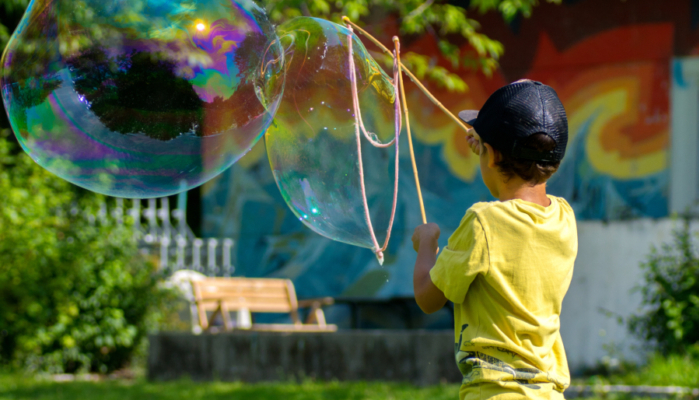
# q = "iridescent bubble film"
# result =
<box><xmin>266</xmin><ymin>17</ymin><xmax>399</xmax><ymax>255</ymax></box>
<box><xmin>2</xmin><ymin>0</ymin><xmax>283</xmax><ymax>197</ymax></box>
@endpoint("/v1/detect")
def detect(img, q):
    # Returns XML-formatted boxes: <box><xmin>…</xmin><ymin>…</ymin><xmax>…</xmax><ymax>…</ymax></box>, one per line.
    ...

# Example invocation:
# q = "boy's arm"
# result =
<box><xmin>412</xmin><ymin>223</ymin><xmax>447</xmax><ymax>314</ymax></box>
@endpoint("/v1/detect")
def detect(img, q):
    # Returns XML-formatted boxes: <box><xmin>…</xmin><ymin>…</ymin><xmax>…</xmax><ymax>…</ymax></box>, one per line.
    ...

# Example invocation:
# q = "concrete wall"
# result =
<box><xmin>561</xmin><ymin>218</ymin><xmax>678</xmax><ymax>372</ymax></box>
<box><xmin>149</xmin><ymin>330</ymin><xmax>461</xmax><ymax>385</ymax></box>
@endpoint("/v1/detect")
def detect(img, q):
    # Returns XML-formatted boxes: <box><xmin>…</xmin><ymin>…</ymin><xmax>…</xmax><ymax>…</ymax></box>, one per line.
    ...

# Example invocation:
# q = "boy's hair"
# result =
<box><xmin>485</xmin><ymin>133</ymin><xmax>560</xmax><ymax>185</ymax></box>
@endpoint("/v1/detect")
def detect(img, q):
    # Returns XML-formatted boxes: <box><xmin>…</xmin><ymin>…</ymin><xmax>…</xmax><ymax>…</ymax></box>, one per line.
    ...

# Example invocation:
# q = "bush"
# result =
<box><xmin>628</xmin><ymin>217</ymin><xmax>699</xmax><ymax>354</ymax></box>
<box><xmin>0</xmin><ymin>133</ymin><xmax>172</xmax><ymax>373</ymax></box>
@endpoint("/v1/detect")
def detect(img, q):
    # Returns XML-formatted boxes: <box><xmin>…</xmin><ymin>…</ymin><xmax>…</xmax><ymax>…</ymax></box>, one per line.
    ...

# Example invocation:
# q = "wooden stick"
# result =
<box><xmin>342</xmin><ymin>16</ymin><xmax>473</xmax><ymax>134</ymax></box>
<box><xmin>393</xmin><ymin>37</ymin><xmax>427</xmax><ymax>225</ymax></box>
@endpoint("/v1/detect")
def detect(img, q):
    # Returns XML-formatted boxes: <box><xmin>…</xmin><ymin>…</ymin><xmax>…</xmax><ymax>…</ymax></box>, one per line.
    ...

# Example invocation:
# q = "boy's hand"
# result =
<box><xmin>466</xmin><ymin>128</ymin><xmax>481</xmax><ymax>156</ymax></box>
<box><xmin>412</xmin><ymin>223</ymin><xmax>440</xmax><ymax>253</ymax></box>
<box><xmin>412</xmin><ymin>222</ymin><xmax>447</xmax><ymax>314</ymax></box>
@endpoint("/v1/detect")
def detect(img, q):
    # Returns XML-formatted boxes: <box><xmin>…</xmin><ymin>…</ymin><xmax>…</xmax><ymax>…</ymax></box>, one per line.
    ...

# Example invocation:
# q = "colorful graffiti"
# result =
<box><xmin>201</xmin><ymin>1</ymin><xmax>679</xmax><ymax>324</ymax></box>
<box><xmin>408</xmin><ymin>23</ymin><xmax>671</xmax><ymax>220</ymax></box>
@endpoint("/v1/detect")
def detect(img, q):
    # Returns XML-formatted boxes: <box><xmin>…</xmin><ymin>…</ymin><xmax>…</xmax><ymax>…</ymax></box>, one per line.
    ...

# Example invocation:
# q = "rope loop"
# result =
<box><xmin>346</xmin><ymin>25</ymin><xmax>401</xmax><ymax>263</ymax></box>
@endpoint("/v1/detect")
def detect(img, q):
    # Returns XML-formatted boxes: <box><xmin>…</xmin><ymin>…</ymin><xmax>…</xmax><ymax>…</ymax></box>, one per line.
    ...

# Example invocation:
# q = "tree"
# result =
<box><xmin>0</xmin><ymin>0</ymin><xmax>560</xmax><ymax>94</ymax></box>
<box><xmin>265</xmin><ymin>0</ymin><xmax>562</xmax><ymax>91</ymax></box>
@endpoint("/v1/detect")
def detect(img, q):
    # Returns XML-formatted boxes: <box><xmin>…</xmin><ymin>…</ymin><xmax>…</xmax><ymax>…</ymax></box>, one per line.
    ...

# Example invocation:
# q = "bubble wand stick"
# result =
<box><xmin>392</xmin><ymin>37</ymin><xmax>426</xmax><ymax>224</ymax></box>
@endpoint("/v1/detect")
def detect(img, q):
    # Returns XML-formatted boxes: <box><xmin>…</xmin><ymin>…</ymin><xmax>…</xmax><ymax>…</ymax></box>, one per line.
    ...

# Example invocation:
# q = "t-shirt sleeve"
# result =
<box><xmin>429</xmin><ymin>209</ymin><xmax>490</xmax><ymax>304</ymax></box>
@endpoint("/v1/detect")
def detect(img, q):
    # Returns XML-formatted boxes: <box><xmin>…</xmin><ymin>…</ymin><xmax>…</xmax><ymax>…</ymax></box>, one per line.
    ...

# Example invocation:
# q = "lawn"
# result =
<box><xmin>2</xmin><ymin>354</ymin><xmax>697</xmax><ymax>400</ymax></box>
<box><xmin>0</xmin><ymin>373</ymin><xmax>662</xmax><ymax>400</ymax></box>
<box><xmin>0</xmin><ymin>374</ymin><xmax>461</xmax><ymax>400</ymax></box>
<box><xmin>573</xmin><ymin>353</ymin><xmax>699</xmax><ymax>388</ymax></box>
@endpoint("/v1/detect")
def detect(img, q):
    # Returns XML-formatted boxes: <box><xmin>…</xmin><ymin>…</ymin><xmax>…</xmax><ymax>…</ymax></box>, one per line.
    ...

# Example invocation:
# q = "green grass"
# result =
<box><xmin>578</xmin><ymin>353</ymin><xmax>699</xmax><ymax>387</ymax></box>
<box><xmin>0</xmin><ymin>373</ymin><xmax>463</xmax><ymax>400</ymax></box>
<box><xmin>4</xmin><ymin>354</ymin><xmax>698</xmax><ymax>400</ymax></box>
<box><xmin>0</xmin><ymin>373</ymin><xmax>662</xmax><ymax>400</ymax></box>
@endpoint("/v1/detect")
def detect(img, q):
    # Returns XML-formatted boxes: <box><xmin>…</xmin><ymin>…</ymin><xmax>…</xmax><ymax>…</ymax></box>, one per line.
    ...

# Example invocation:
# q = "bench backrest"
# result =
<box><xmin>191</xmin><ymin>277</ymin><xmax>299</xmax><ymax>314</ymax></box>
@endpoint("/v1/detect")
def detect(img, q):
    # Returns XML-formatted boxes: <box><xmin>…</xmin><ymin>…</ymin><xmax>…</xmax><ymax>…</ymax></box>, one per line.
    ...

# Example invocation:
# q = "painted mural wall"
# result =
<box><xmin>201</xmin><ymin>1</ymin><xmax>684</xmax><ymax>318</ymax></box>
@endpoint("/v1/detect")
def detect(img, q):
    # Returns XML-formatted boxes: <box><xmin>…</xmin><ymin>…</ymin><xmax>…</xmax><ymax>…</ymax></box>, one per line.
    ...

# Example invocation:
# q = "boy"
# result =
<box><xmin>412</xmin><ymin>80</ymin><xmax>577</xmax><ymax>400</ymax></box>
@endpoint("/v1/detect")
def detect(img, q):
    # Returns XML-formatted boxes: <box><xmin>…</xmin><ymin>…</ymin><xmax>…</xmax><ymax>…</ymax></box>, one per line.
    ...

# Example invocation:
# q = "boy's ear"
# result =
<box><xmin>483</xmin><ymin>142</ymin><xmax>500</xmax><ymax>168</ymax></box>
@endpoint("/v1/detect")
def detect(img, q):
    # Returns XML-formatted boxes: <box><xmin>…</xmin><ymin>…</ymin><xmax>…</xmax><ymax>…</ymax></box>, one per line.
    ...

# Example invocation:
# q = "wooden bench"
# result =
<box><xmin>191</xmin><ymin>277</ymin><xmax>337</xmax><ymax>332</ymax></box>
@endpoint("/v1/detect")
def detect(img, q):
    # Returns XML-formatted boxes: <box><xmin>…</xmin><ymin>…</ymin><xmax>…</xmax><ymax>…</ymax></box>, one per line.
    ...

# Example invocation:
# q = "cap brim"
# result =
<box><xmin>458</xmin><ymin>110</ymin><xmax>478</xmax><ymax>127</ymax></box>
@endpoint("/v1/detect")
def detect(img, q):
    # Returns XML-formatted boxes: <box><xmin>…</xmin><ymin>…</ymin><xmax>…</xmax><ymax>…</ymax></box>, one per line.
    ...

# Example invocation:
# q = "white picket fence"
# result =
<box><xmin>108</xmin><ymin>196</ymin><xmax>235</xmax><ymax>277</ymax></box>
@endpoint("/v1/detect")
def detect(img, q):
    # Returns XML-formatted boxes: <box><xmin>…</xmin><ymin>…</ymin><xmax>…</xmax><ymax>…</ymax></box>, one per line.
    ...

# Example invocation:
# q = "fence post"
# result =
<box><xmin>160</xmin><ymin>236</ymin><xmax>171</xmax><ymax>270</ymax></box>
<box><xmin>223</xmin><ymin>239</ymin><xmax>234</xmax><ymax>277</ymax></box>
<box><xmin>175</xmin><ymin>236</ymin><xmax>187</xmax><ymax>270</ymax></box>
<box><xmin>207</xmin><ymin>238</ymin><xmax>218</xmax><ymax>276</ymax></box>
<box><xmin>145</xmin><ymin>199</ymin><xmax>158</xmax><ymax>243</ymax></box>
<box><xmin>158</xmin><ymin>197</ymin><xmax>171</xmax><ymax>243</ymax></box>
<box><xmin>193</xmin><ymin>238</ymin><xmax>203</xmax><ymax>272</ymax></box>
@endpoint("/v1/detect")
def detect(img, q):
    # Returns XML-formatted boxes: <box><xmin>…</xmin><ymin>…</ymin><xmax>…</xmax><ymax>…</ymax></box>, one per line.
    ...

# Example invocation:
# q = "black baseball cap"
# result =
<box><xmin>458</xmin><ymin>80</ymin><xmax>568</xmax><ymax>163</ymax></box>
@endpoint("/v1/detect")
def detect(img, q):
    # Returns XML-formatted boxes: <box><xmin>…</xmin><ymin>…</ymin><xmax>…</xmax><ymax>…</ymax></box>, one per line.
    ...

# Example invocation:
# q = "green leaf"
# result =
<box><xmin>262</xmin><ymin>0</ymin><xmax>557</xmax><ymax>91</ymax></box>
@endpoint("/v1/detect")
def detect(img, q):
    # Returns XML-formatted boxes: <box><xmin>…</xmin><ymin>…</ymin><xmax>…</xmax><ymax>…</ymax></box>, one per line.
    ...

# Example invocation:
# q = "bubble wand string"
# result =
<box><xmin>344</xmin><ymin>17</ymin><xmax>428</xmax><ymax>225</ymax></box>
<box><xmin>346</xmin><ymin>25</ymin><xmax>402</xmax><ymax>264</ymax></box>
<box><xmin>341</xmin><ymin>16</ymin><xmax>473</xmax><ymax>135</ymax></box>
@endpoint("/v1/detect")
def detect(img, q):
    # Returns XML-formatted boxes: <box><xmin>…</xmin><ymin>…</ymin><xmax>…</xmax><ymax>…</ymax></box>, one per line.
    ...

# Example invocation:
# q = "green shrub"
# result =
<box><xmin>0</xmin><ymin>133</ymin><xmax>172</xmax><ymax>373</ymax></box>
<box><xmin>628</xmin><ymin>217</ymin><xmax>699</xmax><ymax>354</ymax></box>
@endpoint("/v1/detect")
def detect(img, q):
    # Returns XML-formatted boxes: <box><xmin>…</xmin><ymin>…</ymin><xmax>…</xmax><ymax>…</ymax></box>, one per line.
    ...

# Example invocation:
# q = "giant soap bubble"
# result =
<box><xmin>266</xmin><ymin>17</ymin><xmax>400</xmax><ymax>263</ymax></box>
<box><xmin>1</xmin><ymin>0</ymin><xmax>283</xmax><ymax>197</ymax></box>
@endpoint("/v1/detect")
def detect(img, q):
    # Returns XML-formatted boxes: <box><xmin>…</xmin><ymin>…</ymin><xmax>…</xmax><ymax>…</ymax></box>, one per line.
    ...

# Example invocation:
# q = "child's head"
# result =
<box><xmin>459</xmin><ymin>80</ymin><xmax>568</xmax><ymax>191</ymax></box>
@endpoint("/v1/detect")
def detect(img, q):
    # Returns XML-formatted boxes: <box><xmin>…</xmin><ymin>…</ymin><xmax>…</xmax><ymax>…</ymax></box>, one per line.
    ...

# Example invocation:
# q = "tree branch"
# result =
<box><xmin>406</xmin><ymin>0</ymin><xmax>434</xmax><ymax>19</ymax></box>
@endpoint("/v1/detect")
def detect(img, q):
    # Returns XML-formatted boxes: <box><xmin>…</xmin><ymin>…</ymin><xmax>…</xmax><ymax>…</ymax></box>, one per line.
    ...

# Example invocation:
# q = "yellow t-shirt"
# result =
<box><xmin>429</xmin><ymin>195</ymin><xmax>577</xmax><ymax>400</ymax></box>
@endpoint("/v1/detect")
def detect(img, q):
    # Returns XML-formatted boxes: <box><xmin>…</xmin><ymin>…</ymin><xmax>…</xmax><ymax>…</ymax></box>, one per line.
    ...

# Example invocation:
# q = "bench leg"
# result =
<box><xmin>206</xmin><ymin>305</ymin><xmax>222</xmax><ymax>332</ymax></box>
<box><xmin>304</xmin><ymin>303</ymin><xmax>327</xmax><ymax>327</ymax></box>
<box><xmin>313</xmin><ymin>308</ymin><xmax>327</xmax><ymax>327</ymax></box>
<box><xmin>221</xmin><ymin>302</ymin><xmax>233</xmax><ymax>331</ymax></box>
<box><xmin>198</xmin><ymin>304</ymin><xmax>209</xmax><ymax>331</ymax></box>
